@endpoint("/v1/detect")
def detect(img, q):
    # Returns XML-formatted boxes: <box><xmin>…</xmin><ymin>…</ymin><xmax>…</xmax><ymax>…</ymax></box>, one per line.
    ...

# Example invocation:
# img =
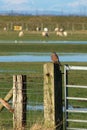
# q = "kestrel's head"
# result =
<box><xmin>51</xmin><ymin>52</ymin><xmax>58</xmax><ymax>63</ymax></box>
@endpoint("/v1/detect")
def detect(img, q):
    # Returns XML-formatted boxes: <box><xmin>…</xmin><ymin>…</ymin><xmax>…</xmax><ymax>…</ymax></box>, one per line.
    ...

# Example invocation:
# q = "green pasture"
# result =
<box><xmin>0</xmin><ymin>62</ymin><xmax>87</xmax><ymax>106</ymax></box>
<box><xmin>0</xmin><ymin>15</ymin><xmax>87</xmax><ymax>129</ymax></box>
<box><xmin>0</xmin><ymin>30</ymin><xmax>87</xmax><ymax>41</ymax></box>
<box><xmin>0</xmin><ymin>62</ymin><xmax>87</xmax><ymax>129</ymax></box>
<box><xmin>0</xmin><ymin>29</ymin><xmax>87</xmax><ymax>56</ymax></box>
<box><xmin>0</xmin><ymin>43</ymin><xmax>87</xmax><ymax>55</ymax></box>
<box><xmin>0</xmin><ymin>46</ymin><xmax>87</xmax><ymax>129</ymax></box>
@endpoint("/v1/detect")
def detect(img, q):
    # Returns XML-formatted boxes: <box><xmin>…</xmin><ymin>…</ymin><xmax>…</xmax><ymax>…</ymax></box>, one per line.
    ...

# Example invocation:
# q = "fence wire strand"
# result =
<box><xmin>0</xmin><ymin>71</ymin><xmax>44</xmax><ymax>130</ymax></box>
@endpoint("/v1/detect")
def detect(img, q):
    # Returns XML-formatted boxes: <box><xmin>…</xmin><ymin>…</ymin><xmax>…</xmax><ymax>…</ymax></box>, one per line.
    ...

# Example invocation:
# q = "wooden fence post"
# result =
<box><xmin>0</xmin><ymin>89</ymin><xmax>13</xmax><ymax>111</ymax></box>
<box><xmin>44</xmin><ymin>63</ymin><xmax>63</xmax><ymax>130</ymax></box>
<box><xmin>13</xmin><ymin>75</ymin><xmax>27</xmax><ymax>130</ymax></box>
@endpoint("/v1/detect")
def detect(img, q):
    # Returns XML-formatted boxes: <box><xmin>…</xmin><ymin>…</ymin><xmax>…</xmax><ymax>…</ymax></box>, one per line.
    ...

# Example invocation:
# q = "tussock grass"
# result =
<box><xmin>30</xmin><ymin>123</ymin><xmax>55</xmax><ymax>130</ymax></box>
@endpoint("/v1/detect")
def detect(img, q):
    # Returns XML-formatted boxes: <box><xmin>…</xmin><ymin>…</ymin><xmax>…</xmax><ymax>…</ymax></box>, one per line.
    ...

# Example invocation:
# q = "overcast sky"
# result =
<box><xmin>0</xmin><ymin>0</ymin><xmax>87</xmax><ymax>15</ymax></box>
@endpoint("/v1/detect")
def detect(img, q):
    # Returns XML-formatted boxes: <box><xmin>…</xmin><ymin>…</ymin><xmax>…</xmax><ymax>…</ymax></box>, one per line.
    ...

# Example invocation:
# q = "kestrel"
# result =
<box><xmin>51</xmin><ymin>52</ymin><xmax>61</xmax><ymax>65</ymax></box>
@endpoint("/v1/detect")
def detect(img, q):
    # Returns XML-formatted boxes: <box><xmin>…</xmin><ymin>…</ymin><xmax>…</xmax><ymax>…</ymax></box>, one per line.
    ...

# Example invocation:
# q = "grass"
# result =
<box><xmin>0</xmin><ymin>30</ymin><xmax>87</xmax><ymax>55</ymax></box>
<box><xmin>0</xmin><ymin>62</ymin><xmax>87</xmax><ymax>129</ymax></box>
<box><xmin>0</xmin><ymin>62</ymin><xmax>87</xmax><ymax>103</ymax></box>
<box><xmin>0</xmin><ymin>43</ymin><xmax>87</xmax><ymax>55</ymax></box>
<box><xmin>0</xmin><ymin>15</ymin><xmax>87</xmax><ymax>129</ymax></box>
<box><xmin>0</xmin><ymin>15</ymin><xmax>87</xmax><ymax>28</ymax></box>
<box><xmin>0</xmin><ymin>30</ymin><xmax>87</xmax><ymax>41</ymax></box>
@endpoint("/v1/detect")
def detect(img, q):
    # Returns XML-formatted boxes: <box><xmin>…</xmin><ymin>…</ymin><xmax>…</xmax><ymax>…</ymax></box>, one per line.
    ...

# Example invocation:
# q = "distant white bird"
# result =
<box><xmin>3</xmin><ymin>27</ymin><xmax>7</xmax><ymax>31</ymax></box>
<box><xmin>54</xmin><ymin>27</ymin><xmax>59</xmax><ymax>32</ymax></box>
<box><xmin>56</xmin><ymin>31</ymin><xmax>63</xmax><ymax>36</ymax></box>
<box><xmin>60</xmin><ymin>28</ymin><xmax>64</xmax><ymax>32</ymax></box>
<box><xmin>36</xmin><ymin>27</ymin><xmax>41</xmax><ymax>31</ymax></box>
<box><xmin>63</xmin><ymin>31</ymin><xmax>68</xmax><ymax>36</ymax></box>
<box><xmin>42</xmin><ymin>31</ymin><xmax>49</xmax><ymax>37</ymax></box>
<box><xmin>18</xmin><ymin>31</ymin><xmax>24</xmax><ymax>37</ymax></box>
<box><xmin>44</xmin><ymin>27</ymin><xmax>48</xmax><ymax>32</ymax></box>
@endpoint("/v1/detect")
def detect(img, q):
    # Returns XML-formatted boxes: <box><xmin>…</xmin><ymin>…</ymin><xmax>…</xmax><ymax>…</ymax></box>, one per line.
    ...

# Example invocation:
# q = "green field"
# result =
<box><xmin>0</xmin><ymin>43</ymin><xmax>87</xmax><ymax>55</ymax></box>
<box><xmin>0</xmin><ymin>62</ymin><xmax>87</xmax><ymax>129</ymax></box>
<box><xmin>0</xmin><ymin>30</ymin><xmax>87</xmax><ymax>41</ymax></box>
<box><xmin>0</xmin><ymin>15</ymin><xmax>87</xmax><ymax>30</ymax></box>
<box><xmin>0</xmin><ymin>15</ymin><xmax>87</xmax><ymax>129</ymax></box>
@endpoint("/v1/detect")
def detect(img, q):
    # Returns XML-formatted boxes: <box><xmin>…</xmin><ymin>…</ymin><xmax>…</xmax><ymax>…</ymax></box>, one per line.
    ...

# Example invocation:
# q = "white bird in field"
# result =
<box><xmin>18</xmin><ymin>31</ymin><xmax>24</xmax><ymax>37</ymax></box>
<box><xmin>63</xmin><ymin>31</ymin><xmax>68</xmax><ymax>36</ymax></box>
<box><xmin>42</xmin><ymin>31</ymin><xmax>49</xmax><ymax>37</ymax></box>
<box><xmin>44</xmin><ymin>27</ymin><xmax>48</xmax><ymax>32</ymax></box>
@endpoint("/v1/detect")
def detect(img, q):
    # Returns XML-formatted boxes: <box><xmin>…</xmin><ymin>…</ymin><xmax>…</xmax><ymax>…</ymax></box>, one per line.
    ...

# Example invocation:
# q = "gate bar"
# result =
<box><xmin>66</xmin><ymin>97</ymin><xmax>87</xmax><ymax>101</ymax></box>
<box><xmin>67</xmin><ymin>119</ymin><xmax>87</xmax><ymax>123</ymax></box>
<box><xmin>64</xmin><ymin>65</ymin><xmax>87</xmax><ymax>130</ymax></box>
<box><xmin>65</xmin><ymin>65</ymin><xmax>87</xmax><ymax>70</ymax></box>
<box><xmin>67</xmin><ymin>128</ymin><xmax>87</xmax><ymax>130</ymax></box>
<box><xmin>66</xmin><ymin>85</ymin><xmax>87</xmax><ymax>88</ymax></box>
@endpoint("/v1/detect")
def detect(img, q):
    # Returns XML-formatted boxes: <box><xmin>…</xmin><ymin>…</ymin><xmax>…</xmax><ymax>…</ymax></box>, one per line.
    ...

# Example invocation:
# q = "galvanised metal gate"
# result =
<box><xmin>64</xmin><ymin>65</ymin><xmax>87</xmax><ymax>130</ymax></box>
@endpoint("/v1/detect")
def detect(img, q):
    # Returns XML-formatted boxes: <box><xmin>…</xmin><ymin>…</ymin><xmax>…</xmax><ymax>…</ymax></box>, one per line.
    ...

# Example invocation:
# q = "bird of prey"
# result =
<box><xmin>51</xmin><ymin>52</ymin><xmax>61</xmax><ymax>65</ymax></box>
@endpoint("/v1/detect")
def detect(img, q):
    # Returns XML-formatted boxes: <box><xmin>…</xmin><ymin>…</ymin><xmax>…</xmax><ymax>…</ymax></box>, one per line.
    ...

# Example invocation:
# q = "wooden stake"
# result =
<box><xmin>0</xmin><ymin>98</ymin><xmax>14</xmax><ymax>113</ymax></box>
<box><xmin>13</xmin><ymin>75</ymin><xmax>27</xmax><ymax>130</ymax></box>
<box><xmin>0</xmin><ymin>89</ymin><xmax>13</xmax><ymax>111</ymax></box>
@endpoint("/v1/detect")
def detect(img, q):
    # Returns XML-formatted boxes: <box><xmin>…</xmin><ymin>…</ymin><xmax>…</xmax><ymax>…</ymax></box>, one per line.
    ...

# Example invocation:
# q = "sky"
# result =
<box><xmin>0</xmin><ymin>0</ymin><xmax>87</xmax><ymax>15</ymax></box>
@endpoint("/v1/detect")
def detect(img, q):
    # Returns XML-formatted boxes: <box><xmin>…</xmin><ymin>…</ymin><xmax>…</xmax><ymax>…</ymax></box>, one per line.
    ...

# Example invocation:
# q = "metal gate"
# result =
<box><xmin>64</xmin><ymin>65</ymin><xmax>87</xmax><ymax>130</ymax></box>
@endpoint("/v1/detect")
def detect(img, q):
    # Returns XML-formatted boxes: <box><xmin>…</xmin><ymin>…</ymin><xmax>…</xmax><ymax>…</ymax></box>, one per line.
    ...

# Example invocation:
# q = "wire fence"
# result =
<box><xmin>1</xmin><ymin>64</ymin><xmax>87</xmax><ymax>130</ymax></box>
<box><xmin>27</xmin><ymin>73</ymin><xmax>44</xmax><ymax>129</ymax></box>
<box><xmin>0</xmin><ymin>70</ymin><xmax>44</xmax><ymax>130</ymax></box>
<box><xmin>0</xmin><ymin>73</ymin><xmax>13</xmax><ymax>130</ymax></box>
<box><xmin>1</xmin><ymin>22</ymin><xmax>87</xmax><ymax>31</ymax></box>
